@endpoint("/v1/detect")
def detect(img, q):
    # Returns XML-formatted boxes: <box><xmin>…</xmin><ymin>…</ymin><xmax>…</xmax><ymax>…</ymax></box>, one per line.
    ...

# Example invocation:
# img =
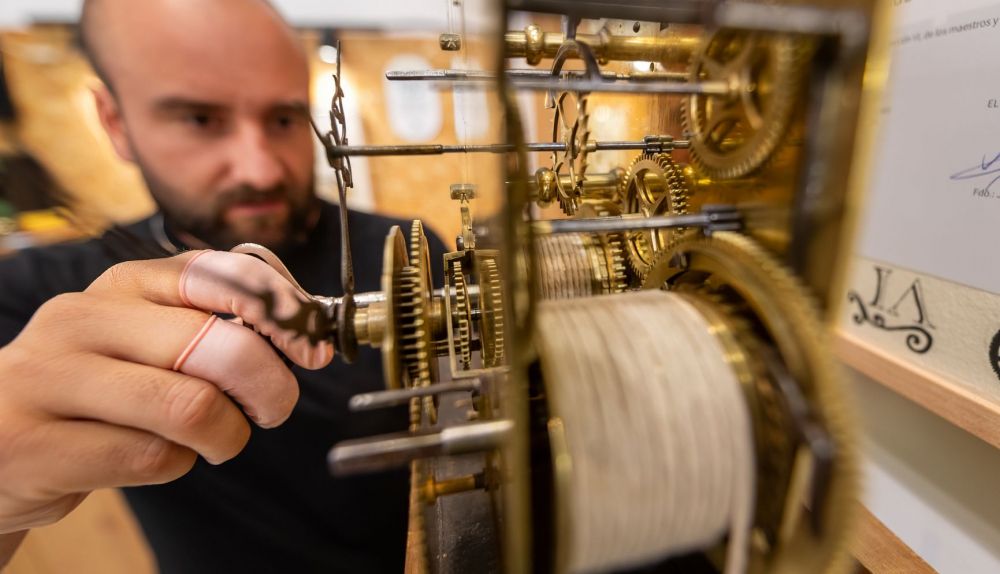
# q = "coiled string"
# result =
<box><xmin>537</xmin><ymin>290</ymin><xmax>755</xmax><ymax>573</ymax></box>
<box><xmin>535</xmin><ymin>233</ymin><xmax>616</xmax><ymax>300</ymax></box>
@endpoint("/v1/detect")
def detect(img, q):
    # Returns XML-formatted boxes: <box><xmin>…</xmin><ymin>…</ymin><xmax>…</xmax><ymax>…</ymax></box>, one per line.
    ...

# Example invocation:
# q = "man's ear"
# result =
<box><xmin>93</xmin><ymin>84</ymin><xmax>135</xmax><ymax>162</ymax></box>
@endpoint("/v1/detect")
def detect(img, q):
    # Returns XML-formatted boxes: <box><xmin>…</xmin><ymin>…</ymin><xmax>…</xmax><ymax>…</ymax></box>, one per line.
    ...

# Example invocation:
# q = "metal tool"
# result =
<box><xmin>329</xmin><ymin>419</ymin><xmax>514</xmax><ymax>476</ymax></box>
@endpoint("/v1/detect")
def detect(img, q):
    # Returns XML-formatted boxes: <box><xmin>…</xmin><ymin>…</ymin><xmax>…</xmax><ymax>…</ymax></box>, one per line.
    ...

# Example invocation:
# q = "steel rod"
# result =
<box><xmin>509</xmin><ymin>78</ymin><xmax>730</xmax><ymax>95</ymax></box>
<box><xmin>385</xmin><ymin>68</ymin><xmax>688</xmax><ymax>83</ymax></box>
<box><xmin>328</xmin><ymin>419</ymin><xmax>513</xmax><ymax>476</ymax></box>
<box><xmin>349</xmin><ymin>380</ymin><xmax>482</xmax><ymax>412</ymax></box>
<box><xmin>531</xmin><ymin>208</ymin><xmax>742</xmax><ymax>235</ymax></box>
<box><xmin>323</xmin><ymin>138</ymin><xmax>689</xmax><ymax>158</ymax></box>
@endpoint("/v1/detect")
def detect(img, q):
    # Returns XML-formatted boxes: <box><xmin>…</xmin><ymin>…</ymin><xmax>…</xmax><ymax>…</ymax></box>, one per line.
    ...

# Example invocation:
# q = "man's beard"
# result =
<box><xmin>135</xmin><ymin>158</ymin><xmax>319</xmax><ymax>252</ymax></box>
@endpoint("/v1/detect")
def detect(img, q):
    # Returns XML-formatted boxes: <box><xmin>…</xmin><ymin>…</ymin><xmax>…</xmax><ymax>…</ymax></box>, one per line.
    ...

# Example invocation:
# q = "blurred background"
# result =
<box><xmin>0</xmin><ymin>0</ymin><xmax>515</xmax><ymax>257</ymax></box>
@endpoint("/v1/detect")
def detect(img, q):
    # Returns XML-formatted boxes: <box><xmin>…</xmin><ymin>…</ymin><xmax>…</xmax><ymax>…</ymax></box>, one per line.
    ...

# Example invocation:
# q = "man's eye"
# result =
<box><xmin>182</xmin><ymin>112</ymin><xmax>224</xmax><ymax>131</ymax></box>
<box><xmin>271</xmin><ymin>114</ymin><xmax>301</xmax><ymax>130</ymax></box>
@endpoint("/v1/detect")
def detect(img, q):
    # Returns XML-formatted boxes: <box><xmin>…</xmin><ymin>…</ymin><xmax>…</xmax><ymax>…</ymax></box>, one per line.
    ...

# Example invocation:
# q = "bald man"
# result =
<box><xmin>0</xmin><ymin>0</ymin><xmax>445</xmax><ymax>571</ymax></box>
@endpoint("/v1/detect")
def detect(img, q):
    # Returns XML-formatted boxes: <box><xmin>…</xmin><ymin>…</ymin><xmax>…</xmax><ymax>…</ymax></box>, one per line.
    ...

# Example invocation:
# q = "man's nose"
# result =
<box><xmin>228</xmin><ymin>122</ymin><xmax>284</xmax><ymax>190</ymax></box>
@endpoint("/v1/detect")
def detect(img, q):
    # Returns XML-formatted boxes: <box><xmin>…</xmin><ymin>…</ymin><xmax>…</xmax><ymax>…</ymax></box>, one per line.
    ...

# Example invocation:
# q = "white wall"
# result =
<box><xmin>854</xmin><ymin>370</ymin><xmax>1000</xmax><ymax>573</ymax></box>
<box><xmin>0</xmin><ymin>0</ymin><xmax>495</xmax><ymax>31</ymax></box>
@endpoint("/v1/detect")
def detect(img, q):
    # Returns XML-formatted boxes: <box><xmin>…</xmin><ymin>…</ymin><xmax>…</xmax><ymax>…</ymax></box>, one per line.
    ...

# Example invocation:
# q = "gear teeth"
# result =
<box><xmin>450</xmin><ymin>260</ymin><xmax>473</xmax><ymax>369</ymax></box>
<box><xmin>551</xmin><ymin>91</ymin><xmax>590</xmax><ymax>216</ymax></box>
<box><xmin>396</xmin><ymin>224</ymin><xmax>435</xmax><ymax>574</ymax></box>
<box><xmin>398</xmin><ymin>269</ymin><xmax>430</xmax><ymax>384</ymax></box>
<box><xmin>409</xmin><ymin>220</ymin><xmax>425</xmax><ymax>271</ymax></box>
<box><xmin>478</xmin><ymin>258</ymin><xmax>505</xmax><ymax>368</ymax></box>
<box><xmin>621</xmin><ymin>152</ymin><xmax>691</xmax><ymax>283</ymax></box>
<box><xmin>683</xmin><ymin>31</ymin><xmax>814</xmax><ymax>180</ymax></box>
<box><xmin>604</xmin><ymin>232</ymin><xmax>629</xmax><ymax>293</ymax></box>
<box><xmin>397</xmin><ymin>220</ymin><xmax>436</xmax><ymax>424</ymax></box>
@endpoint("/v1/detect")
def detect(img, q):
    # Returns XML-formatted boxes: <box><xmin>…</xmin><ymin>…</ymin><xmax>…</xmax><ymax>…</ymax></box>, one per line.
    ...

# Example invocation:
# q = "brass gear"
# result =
<box><xmin>477</xmin><ymin>256</ymin><xmax>505</xmax><ymax>368</ymax></box>
<box><xmin>621</xmin><ymin>152</ymin><xmax>690</xmax><ymax>281</ymax></box>
<box><xmin>576</xmin><ymin>202</ymin><xmax>629</xmax><ymax>292</ymax></box>
<box><xmin>402</xmin><ymin>221</ymin><xmax>435</xmax><ymax>573</ymax></box>
<box><xmin>601</xmin><ymin>233</ymin><xmax>629</xmax><ymax>293</ymax></box>
<box><xmin>381</xmin><ymin>227</ymin><xmax>409</xmax><ymax>390</ymax></box>
<box><xmin>551</xmin><ymin>91</ymin><xmax>590</xmax><ymax>216</ymax></box>
<box><xmin>397</xmin><ymin>268</ymin><xmax>431</xmax><ymax>385</ymax></box>
<box><xmin>683</xmin><ymin>31</ymin><xmax>811</xmax><ymax>180</ymax></box>
<box><xmin>642</xmin><ymin>232</ymin><xmax>859</xmax><ymax>574</ymax></box>
<box><xmin>398</xmin><ymin>220</ymin><xmax>437</xmax><ymax>422</ymax></box>
<box><xmin>450</xmin><ymin>259</ymin><xmax>473</xmax><ymax>370</ymax></box>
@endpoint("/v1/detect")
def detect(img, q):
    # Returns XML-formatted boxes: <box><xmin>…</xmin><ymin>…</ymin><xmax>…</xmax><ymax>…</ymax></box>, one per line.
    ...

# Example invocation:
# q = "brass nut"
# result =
<box><xmin>439</xmin><ymin>33</ymin><xmax>462</xmax><ymax>51</ymax></box>
<box><xmin>535</xmin><ymin>167</ymin><xmax>556</xmax><ymax>204</ymax></box>
<box><xmin>450</xmin><ymin>183</ymin><xmax>477</xmax><ymax>201</ymax></box>
<box><xmin>355</xmin><ymin>301</ymin><xmax>387</xmax><ymax>348</ymax></box>
<box><xmin>524</xmin><ymin>24</ymin><xmax>544</xmax><ymax>65</ymax></box>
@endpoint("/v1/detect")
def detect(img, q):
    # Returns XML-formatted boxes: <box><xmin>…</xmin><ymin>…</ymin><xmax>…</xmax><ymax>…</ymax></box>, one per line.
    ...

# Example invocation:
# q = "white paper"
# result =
<box><xmin>858</xmin><ymin>0</ymin><xmax>1000</xmax><ymax>295</ymax></box>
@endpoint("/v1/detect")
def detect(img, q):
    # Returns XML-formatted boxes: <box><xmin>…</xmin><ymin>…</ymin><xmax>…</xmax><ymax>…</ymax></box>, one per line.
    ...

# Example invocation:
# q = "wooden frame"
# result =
<box><xmin>852</xmin><ymin>506</ymin><xmax>936</xmax><ymax>574</ymax></box>
<box><xmin>835</xmin><ymin>331</ymin><xmax>1000</xmax><ymax>451</ymax></box>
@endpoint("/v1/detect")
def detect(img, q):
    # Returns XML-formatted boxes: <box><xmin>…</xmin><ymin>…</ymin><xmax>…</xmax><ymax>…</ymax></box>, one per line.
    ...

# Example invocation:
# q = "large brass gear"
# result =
<box><xmin>380</xmin><ymin>226</ymin><xmax>409</xmax><ymax>390</ymax></box>
<box><xmin>621</xmin><ymin>152</ymin><xmax>690</xmax><ymax>281</ymax></box>
<box><xmin>551</xmin><ymin>91</ymin><xmax>590</xmax><ymax>216</ymax></box>
<box><xmin>477</xmin><ymin>255</ymin><xmax>505</xmax><ymax>368</ymax></box>
<box><xmin>642</xmin><ymin>231</ymin><xmax>858</xmax><ymax>574</ymax></box>
<box><xmin>683</xmin><ymin>31</ymin><xmax>809</xmax><ymax>180</ymax></box>
<box><xmin>449</xmin><ymin>259</ymin><xmax>473</xmax><ymax>370</ymax></box>
<box><xmin>398</xmin><ymin>220</ymin><xmax>438</xmax><ymax>423</ymax></box>
<box><xmin>401</xmin><ymin>224</ymin><xmax>434</xmax><ymax>573</ymax></box>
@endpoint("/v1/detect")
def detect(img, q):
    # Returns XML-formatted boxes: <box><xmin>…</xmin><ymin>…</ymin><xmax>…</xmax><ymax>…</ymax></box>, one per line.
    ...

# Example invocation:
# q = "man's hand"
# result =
<box><xmin>0</xmin><ymin>251</ymin><xmax>334</xmax><ymax>542</ymax></box>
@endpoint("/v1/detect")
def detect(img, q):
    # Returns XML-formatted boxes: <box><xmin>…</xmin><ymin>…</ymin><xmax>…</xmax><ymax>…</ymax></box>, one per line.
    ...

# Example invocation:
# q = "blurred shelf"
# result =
<box><xmin>836</xmin><ymin>331</ymin><xmax>1000</xmax><ymax>451</ymax></box>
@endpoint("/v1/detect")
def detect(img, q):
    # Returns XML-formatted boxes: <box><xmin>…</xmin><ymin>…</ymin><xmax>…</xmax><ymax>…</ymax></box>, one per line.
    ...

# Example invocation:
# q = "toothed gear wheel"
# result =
<box><xmin>381</xmin><ymin>227</ymin><xmax>409</xmax><ymax>390</ymax></box>
<box><xmin>551</xmin><ymin>91</ymin><xmax>590</xmax><ymax>216</ymax></box>
<box><xmin>478</xmin><ymin>257</ymin><xmax>505</xmax><ymax>368</ymax></box>
<box><xmin>621</xmin><ymin>152</ymin><xmax>690</xmax><ymax>281</ymax></box>
<box><xmin>602</xmin><ymin>233</ymin><xmax>629</xmax><ymax>293</ymax></box>
<box><xmin>642</xmin><ymin>231</ymin><xmax>859</xmax><ymax>573</ymax></box>
<box><xmin>398</xmin><ymin>220</ymin><xmax>437</xmax><ymax>422</ymax></box>
<box><xmin>397</xmin><ymin>269</ymin><xmax>431</xmax><ymax>384</ymax></box>
<box><xmin>450</xmin><ymin>260</ymin><xmax>473</xmax><ymax>369</ymax></box>
<box><xmin>683</xmin><ymin>30</ymin><xmax>811</xmax><ymax>180</ymax></box>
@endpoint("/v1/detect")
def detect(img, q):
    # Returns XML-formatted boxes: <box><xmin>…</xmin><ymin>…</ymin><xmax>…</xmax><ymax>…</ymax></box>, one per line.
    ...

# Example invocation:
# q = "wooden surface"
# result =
<box><xmin>836</xmin><ymin>331</ymin><xmax>1000</xmax><ymax>451</ymax></box>
<box><xmin>1</xmin><ymin>29</ymin><xmax>153</xmax><ymax>227</ymax></box>
<box><xmin>5</xmin><ymin>490</ymin><xmax>155</xmax><ymax>574</ymax></box>
<box><xmin>340</xmin><ymin>31</ymin><xmax>505</xmax><ymax>248</ymax></box>
<box><xmin>853</xmin><ymin>506</ymin><xmax>936</xmax><ymax>574</ymax></box>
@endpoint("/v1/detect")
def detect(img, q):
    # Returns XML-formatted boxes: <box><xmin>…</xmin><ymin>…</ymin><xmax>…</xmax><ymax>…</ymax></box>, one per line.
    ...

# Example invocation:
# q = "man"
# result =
<box><xmin>0</xmin><ymin>0</ymin><xmax>446</xmax><ymax>571</ymax></box>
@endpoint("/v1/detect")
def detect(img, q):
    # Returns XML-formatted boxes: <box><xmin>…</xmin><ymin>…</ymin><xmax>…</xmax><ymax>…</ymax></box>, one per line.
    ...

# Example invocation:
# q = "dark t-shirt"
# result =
<box><xmin>0</xmin><ymin>201</ymin><xmax>448</xmax><ymax>573</ymax></box>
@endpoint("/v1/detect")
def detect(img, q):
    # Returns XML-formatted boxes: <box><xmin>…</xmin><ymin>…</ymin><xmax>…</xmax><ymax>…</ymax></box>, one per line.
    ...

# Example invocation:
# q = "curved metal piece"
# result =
<box><xmin>228</xmin><ymin>243</ymin><xmax>338</xmax><ymax>346</ymax></box>
<box><xmin>549</xmin><ymin>39</ymin><xmax>603</xmax><ymax>82</ymax></box>
<box><xmin>231</xmin><ymin>243</ymin><xmax>314</xmax><ymax>300</ymax></box>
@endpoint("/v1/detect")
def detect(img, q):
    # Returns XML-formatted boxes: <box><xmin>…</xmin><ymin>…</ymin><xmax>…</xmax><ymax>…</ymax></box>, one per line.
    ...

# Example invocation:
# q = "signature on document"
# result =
<box><xmin>950</xmin><ymin>151</ymin><xmax>1000</xmax><ymax>198</ymax></box>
